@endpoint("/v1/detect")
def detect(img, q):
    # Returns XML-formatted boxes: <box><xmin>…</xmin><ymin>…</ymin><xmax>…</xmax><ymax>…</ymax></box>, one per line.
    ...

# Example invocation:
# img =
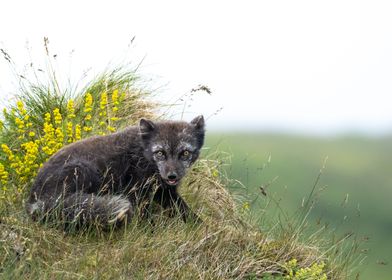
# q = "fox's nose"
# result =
<box><xmin>167</xmin><ymin>172</ymin><xmax>177</xmax><ymax>180</ymax></box>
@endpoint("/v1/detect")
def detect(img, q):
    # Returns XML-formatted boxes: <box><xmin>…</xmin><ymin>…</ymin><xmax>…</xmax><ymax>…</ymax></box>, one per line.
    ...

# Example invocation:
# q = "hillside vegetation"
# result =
<box><xmin>0</xmin><ymin>51</ymin><xmax>360</xmax><ymax>279</ymax></box>
<box><xmin>207</xmin><ymin>133</ymin><xmax>391</xmax><ymax>280</ymax></box>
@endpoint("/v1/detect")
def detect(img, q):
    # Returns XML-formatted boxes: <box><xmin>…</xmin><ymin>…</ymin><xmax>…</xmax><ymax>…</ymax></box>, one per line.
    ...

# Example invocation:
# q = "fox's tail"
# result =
<box><xmin>26</xmin><ymin>193</ymin><xmax>133</xmax><ymax>229</ymax></box>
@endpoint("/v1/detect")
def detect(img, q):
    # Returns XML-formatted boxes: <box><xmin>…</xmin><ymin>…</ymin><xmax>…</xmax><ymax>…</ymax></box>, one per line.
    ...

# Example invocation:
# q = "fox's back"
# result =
<box><xmin>30</xmin><ymin>126</ymin><xmax>147</xmax><ymax>197</ymax></box>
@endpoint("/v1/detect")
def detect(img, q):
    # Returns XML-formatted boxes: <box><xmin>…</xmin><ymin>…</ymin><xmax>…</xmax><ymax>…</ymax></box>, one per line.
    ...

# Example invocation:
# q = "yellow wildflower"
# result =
<box><xmin>284</xmin><ymin>259</ymin><xmax>327</xmax><ymax>280</ymax></box>
<box><xmin>28</xmin><ymin>131</ymin><xmax>35</xmax><ymax>137</ymax></box>
<box><xmin>112</xmin><ymin>89</ymin><xmax>119</xmax><ymax>112</ymax></box>
<box><xmin>67</xmin><ymin>99</ymin><xmax>76</xmax><ymax>119</ymax></box>
<box><xmin>99</xmin><ymin>92</ymin><xmax>108</xmax><ymax>117</ymax></box>
<box><xmin>42</xmin><ymin>113</ymin><xmax>57</xmax><ymax>156</ymax></box>
<box><xmin>43</xmin><ymin>120</ymin><xmax>54</xmax><ymax>135</ymax></box>
<box><xmin>19</xmin><ymin>140</ymin><xmax>40</xmax><ymax>182</ymax></box>
<box><xmin>2</xmin><ymin>142</ymin><xmax>23</xmax><ymax>180</ymax></box>
<box><xmin>44</xmin><ymin>112</ymin><xmax>51</xmax><ymax>123</ymax></box>
<box><xmin>2</xmin><ymin>144</ymin><xmax>14</xmax><ymax>161</ymax></box>
<box><xmin>53</xmin><ymin>108</ymin><xmax>62</xmax><ymax>125</ymax></box>
<box><xmin>242</xmin><ymin>201</ymin><xmax>250</xmax><ymax>211</ymax></box>
<box><xmin>107</xmin><ymin>125</ymin><xmax>115</xmax><ymax>132</ymax></box>
<box><xmin>55</xmin><ymin>127</ymin><xmax>64</xmax><ymax>149</ymax></box>
<box><xmin>75</xmin><ymin>124</ymin><xmax>81</xmax><ymax>140</ymax></box>
<box><xmin>16</xmin><ymin>100</ymin><xmax>27</xmax><ymax>115</ymax></box>
<box><xmin>84</xmin><ymin>93</ymin><xmax>93</xmax><ymax>113</ymax></box>
<box><xmin>66</xmin><ymin>122</ymin><xmax>73</xmax><ymax>143</ymax></box>
<box><xmin>14</xmin><ymin>101</ymin><xmax>29</xmax><ymax>136</ymax></box>
<box><xmin>112</xmin><ymin>90</ymin><xmax>119</xmax><ymax>105</ymax></box>
<box><xmin>100</xmin><ymin>92</ymin><xmax>108</xmax><ymax>110</ymax></box>
<box><xmin>83</xmin><ymin>94</ymin><xmax>94</xmax><ymax>124</ymax></box>
<box><xmin>289</xmin><ymin>259</ymin><xmax>297</xmax><ymax>266</ymax></box>
<box><xmin>83</xmin><ymin>126</ymin><xmax>92</xmax><ymax>132</ymax></box>
<box><xmin>82</xmin><ymin>94</ymin><xmax>94</xmax><ymax>130</ymax></box>
<box><xmin>0</xmin><ymin>163</ymin><xmax>8</xmax><ymax>185</ymax></box>
<box><xmin>15</xmin><ymin>117</ymin><xmax>25</xmax><ymax>130</ymax></box>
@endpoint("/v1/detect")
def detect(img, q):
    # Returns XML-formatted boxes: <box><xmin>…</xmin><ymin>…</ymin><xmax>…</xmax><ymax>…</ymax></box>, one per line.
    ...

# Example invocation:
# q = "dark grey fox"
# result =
<box><xmin>26</xmin><ymin>116</ymin><xmax>205</xmax><ymax>229</ymax></box>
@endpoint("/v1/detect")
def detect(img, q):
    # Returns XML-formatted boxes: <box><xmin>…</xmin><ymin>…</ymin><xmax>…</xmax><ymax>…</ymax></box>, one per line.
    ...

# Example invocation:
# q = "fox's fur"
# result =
<box><xmin>26</xmin><ymin>116</ymin><xmax>205</xmax><ymax>229</ymax></box>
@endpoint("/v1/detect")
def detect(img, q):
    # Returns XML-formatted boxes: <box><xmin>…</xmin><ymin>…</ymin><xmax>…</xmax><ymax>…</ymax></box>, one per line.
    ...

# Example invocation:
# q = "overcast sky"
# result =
<box><xmin>1</xmin><ymin>0</ymin><xmax>392</xmax><ymax>135</ymax></box>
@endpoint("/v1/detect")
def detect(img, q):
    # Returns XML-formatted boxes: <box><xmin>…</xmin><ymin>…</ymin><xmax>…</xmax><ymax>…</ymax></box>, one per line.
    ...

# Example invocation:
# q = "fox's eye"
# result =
<box><xmin>181</xmin><ymin>150</ymin><xmax>191</xmax><ymax>160</ymax></box>
<box><xmin>154</xmin><ymin>151</ymin><xmax>165</xmax><ymax>160</ymax></box>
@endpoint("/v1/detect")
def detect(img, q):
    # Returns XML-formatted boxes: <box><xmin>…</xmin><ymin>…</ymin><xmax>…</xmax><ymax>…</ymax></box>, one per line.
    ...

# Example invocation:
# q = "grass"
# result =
<box><xmin>0</xmin><ymin>46</ymin><xmax>361</xmax><ymax>279</ymax></box>
<box><xmin>207</xmin><ymin>133</ymin><xmax>391</xmax><ymax>280</ymax></box>
<box><xmin>0</xmin><ymin>177</ymin><xmax>354</xmax><ymax>279</ymax></box>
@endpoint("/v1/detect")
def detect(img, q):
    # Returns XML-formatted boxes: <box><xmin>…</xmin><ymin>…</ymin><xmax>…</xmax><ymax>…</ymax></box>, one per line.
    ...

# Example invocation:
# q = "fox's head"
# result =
<box><xmin>139</xmin><ymin>116</ymin><xmax>205</xmax><ymax>186</ymax></box>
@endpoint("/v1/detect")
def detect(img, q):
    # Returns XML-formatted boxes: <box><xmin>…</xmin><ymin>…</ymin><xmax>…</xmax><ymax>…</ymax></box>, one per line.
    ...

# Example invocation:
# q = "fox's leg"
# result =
<box><xmin>154</xmin><ymin>187</ymin><xmax>201</xmax><ymax>223</ymax></box>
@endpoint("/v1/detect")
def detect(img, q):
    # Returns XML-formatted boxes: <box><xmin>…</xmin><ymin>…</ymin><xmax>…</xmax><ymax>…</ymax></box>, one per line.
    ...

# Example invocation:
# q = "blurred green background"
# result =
<box><xmin>206</xmin><ymin>133</ymin><xmax>392</xmax><ymax>280</ymax></box>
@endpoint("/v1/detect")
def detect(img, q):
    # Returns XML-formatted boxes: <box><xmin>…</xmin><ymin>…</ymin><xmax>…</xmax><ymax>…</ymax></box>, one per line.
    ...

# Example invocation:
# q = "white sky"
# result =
<box><xmin>1</xmin><ymin>0</ymin><xmax>392</xmax><ymax>135</ymax></box>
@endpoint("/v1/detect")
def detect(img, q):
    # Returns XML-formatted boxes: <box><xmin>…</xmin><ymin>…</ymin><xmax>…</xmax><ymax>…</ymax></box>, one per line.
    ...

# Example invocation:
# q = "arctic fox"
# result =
<box><xmin>26</xmin><ymin>116</ymin><xmax>205</xmax><ymax>228</ymax></box>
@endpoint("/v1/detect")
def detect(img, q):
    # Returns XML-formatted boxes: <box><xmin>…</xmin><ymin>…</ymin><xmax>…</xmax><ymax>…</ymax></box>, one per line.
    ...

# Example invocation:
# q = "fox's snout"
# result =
<box><xmin>159</xmin><ymin>163</ymin><xmax>185</xmax><ymax>186</ymax></box>
<box><xmin>167</xmin><ymin>172</ymin><xmax>178</xmax><ymax>180</ymax></box>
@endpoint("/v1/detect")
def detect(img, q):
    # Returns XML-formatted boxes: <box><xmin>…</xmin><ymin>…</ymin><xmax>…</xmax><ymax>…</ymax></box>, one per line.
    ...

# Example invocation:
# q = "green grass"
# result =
<box><xmin>207</xmin><ymin>133</ymin><xmax>392</xmax><ymax>280</ymax></box>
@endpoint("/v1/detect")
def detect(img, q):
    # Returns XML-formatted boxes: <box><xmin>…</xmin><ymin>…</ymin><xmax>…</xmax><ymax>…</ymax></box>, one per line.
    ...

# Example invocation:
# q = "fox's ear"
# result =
<box><xmin>190</xmin><ymin>115</ymin><xmax>205</xmax><ymax>131</ymax></box>
<box><xmin>190</xmin><ymin>115</ymin><xmax>205</xmax><ymax>149</ymax></box>
<box><xmin>139</xmin><ymin>118</ymin><xmax>156</xmax><ymax>139</ymax></box>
